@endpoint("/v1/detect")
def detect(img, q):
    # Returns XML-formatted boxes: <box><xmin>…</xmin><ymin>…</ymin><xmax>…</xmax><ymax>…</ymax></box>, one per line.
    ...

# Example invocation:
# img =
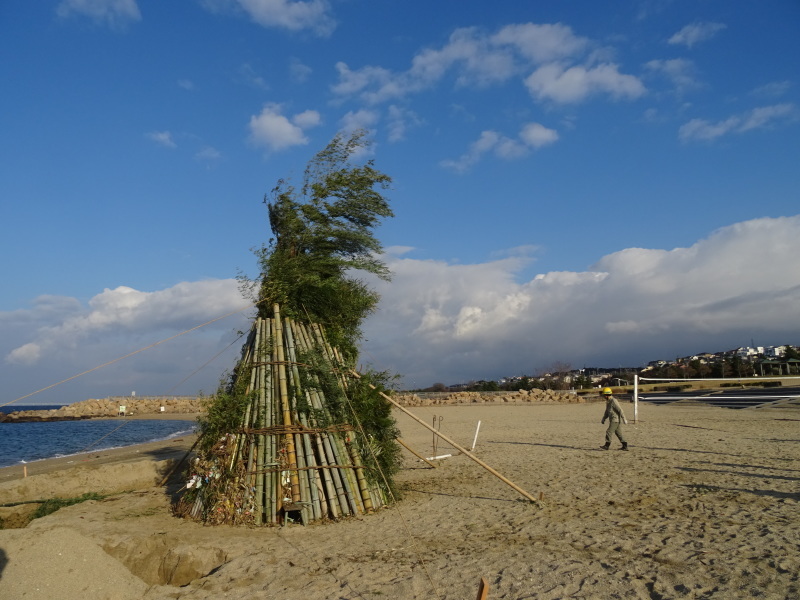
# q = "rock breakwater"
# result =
<box><xmin>2</xmin><ymin>391</ymin><xmax>597</xmax><ymax>422</ymax></box>
<box><xmin>1</xmin><ymin>396</ymin><xmax>205</xmax><ymax>422</ymax></box>
<box><xmin>394</xmin><ymin>389</ymin><xmax>593</xmax><ymax>407</ymax></box>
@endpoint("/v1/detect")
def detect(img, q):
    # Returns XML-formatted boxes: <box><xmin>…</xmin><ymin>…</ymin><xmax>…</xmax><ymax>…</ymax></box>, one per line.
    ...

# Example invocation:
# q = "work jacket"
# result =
<box><xmin>602</xmin><ymin>396</ymin><xmax>627</xmax><ymax>424</ymax></box>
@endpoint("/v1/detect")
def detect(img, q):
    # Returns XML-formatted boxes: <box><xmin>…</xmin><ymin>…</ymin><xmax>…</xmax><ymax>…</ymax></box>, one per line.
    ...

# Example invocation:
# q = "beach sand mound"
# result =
<box><xmin>0</xmin><ymin>459</ymin><xmax>176</xmax><ymax>505</ymax></box>
<box><xmin>1</xmin><ymin>403</ymin><xmax>798</xmax><ymax>599</ymax></box>
<box><xmin>0</xmin><ymin>526</ymin><xmax>149</xmax><ymax>600</ymax></box>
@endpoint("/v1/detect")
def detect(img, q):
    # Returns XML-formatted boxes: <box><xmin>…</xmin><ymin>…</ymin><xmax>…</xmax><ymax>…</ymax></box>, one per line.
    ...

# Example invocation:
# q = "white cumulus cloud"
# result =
<box><xmin>248</xmin><ymin>103</ymin><xmax>321</xmax><ymax>151</ymax></box>
<box><xmin>645</xmin><ymin>58</ymin><xmax>700</xmax><ymax>95</ymax></box>
<box><xmin>56</xmin><ymin>0</ymin><xmax>141</xmax><ymax>28</ymax></box>
<box><xmin>679</xmin><ymin>104</ymin><xmax>796</xmax><ymax>142</ymax></box>
<box><xmin>5</xmin><ymin>281</ymin><xmax>250</xmax><ymax>365</ymax></box>
<box><xmin>441</xmin><ymin>122</ymin><xmax>558</xmax><ymax>172</ymax></box>
<box><xmin>519</xmin><ymin>122</ymin><xmax>559</xmax><ymax>148</ymax></box>
<box><xmin>331</xmin><ymin>22</ymin><xmax>643</xmax><ymax>108</ymax></box>
<box><xmin>668</xmin><ymin>22</ymin><xmax>727</xmax><ymax>48</ymax></box>
<box><xmin>525</xmin><ymin>62</ymin><xmax>646</xmax><ymax>104</ymax></box>
<box><xmin>361</xmin><ymin>216</ymin><xmax>800</xmax><ymax>387</ymax></box>
<box><xmin>146</xmin><ymin>131</ymin><xmax>177</xmax><ymax>148</ymax></box>
<box><xmin>228</xmin><ymin>0</ymin><xmax>335</xmax><ymax>35</ymax></box>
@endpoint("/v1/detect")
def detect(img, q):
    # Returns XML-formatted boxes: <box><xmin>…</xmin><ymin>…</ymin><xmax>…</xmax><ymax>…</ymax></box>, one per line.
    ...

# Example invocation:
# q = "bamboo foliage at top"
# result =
<box><xmin>178</xmin><ymin>304</ymin><xmax>391</xmax><ymax>526</ymax></box>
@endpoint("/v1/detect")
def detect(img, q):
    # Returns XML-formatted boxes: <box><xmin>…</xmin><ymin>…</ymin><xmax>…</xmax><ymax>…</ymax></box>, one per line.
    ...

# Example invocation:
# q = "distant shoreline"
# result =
<box><xmin>0</xmin><ymin>426</ymin><xmax>199</xmax><ymax>484</ymax></box>
<box><xmin>0</xmin><ymin>412</ymin><xmax>201</xmax><ymax>423</ymax></box>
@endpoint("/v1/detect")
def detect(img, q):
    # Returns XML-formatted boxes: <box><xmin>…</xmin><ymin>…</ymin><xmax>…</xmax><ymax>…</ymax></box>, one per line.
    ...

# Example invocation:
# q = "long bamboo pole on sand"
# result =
<box><xmin>350</xmin><ymin>371</ymin><xmax>540</xmax><ymax>506</ymax></box>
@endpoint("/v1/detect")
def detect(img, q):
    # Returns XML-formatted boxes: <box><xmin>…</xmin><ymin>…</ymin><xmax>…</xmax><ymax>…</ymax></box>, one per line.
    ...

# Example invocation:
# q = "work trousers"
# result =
<box><xmin>605</xmin><ymin>421</ymin><xmax>626</xmax><ymax>445</ymax></box>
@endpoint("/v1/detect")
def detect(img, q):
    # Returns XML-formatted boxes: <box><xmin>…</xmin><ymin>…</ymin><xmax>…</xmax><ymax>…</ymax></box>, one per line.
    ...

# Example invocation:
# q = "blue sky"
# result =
<box><xmin>1</xmin><ymin>0</ymin><xmax>799</xmax><ymax>405</ymax></box>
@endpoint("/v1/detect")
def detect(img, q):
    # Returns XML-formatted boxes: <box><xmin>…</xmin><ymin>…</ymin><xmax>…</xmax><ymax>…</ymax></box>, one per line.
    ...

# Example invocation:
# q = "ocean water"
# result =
<box><xmin>0</xmin><ymin>405</ymin><xmax>197</xmax><ymax>468</ymax></box>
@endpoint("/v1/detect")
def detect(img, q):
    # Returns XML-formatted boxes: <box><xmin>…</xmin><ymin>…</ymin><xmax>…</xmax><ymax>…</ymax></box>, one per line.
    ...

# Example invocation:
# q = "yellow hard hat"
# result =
<box><xmin>602</xmin><ymin>387</ymin><xmax>613</xmax><ymax>395</ymax></box>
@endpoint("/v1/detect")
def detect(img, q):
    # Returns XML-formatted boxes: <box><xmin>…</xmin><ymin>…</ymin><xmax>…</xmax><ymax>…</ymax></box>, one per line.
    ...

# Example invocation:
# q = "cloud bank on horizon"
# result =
<box><xmin>363</xmin><ymin>215</ymin><xmax>800</xmax><ymax>386</ymax></box>
<box><xmin>3</xmin><ymin>215</ymin><xmax>798</xmax><ymax>403</ymax></box>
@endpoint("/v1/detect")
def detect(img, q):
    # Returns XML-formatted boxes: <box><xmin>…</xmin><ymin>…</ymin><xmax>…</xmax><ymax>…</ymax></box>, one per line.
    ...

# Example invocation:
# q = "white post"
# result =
<box><xmin>633</xmin><ymin>375</ymin><xmax>639</xmax><ymax>424</ymax></box>
<box><xmin>471</xmin><ymin>421</ymin><xmax>482</xmax><ymax>451</ymax></box>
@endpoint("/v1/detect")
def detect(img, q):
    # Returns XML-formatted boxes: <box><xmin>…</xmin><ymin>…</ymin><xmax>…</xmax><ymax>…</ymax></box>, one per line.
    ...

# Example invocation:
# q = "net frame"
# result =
<box><xmin>633</xmin><ymin>374</ymin><xmax>800</xmax><ymax>421</ymax></box>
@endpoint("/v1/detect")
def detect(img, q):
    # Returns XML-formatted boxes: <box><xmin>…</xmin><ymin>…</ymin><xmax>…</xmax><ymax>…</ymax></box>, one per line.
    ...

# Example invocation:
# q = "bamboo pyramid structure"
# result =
<box><xmin>179</xmin><ymin>304</ymin><xmax>391</xmax><ymax>526</ymax></box>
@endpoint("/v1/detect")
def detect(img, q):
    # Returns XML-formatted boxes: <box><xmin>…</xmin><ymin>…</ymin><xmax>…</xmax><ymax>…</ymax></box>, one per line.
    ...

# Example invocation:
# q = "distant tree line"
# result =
<box><xmin>644</xmin><ymin>346</ymin><xmax>800</xmax><ymax>380</ymax></box>
<box><xmin>413</xmin><ymin>345</ymin><xmax>800</xmax><ymax>392</ymax></box>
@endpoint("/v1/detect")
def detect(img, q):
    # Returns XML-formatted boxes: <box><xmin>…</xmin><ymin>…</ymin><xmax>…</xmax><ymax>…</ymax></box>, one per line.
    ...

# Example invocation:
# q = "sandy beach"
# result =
<box><xmin>1</xmin><ymin>401</ymin><xmax>798</xmax><ymax>599</ymax></box>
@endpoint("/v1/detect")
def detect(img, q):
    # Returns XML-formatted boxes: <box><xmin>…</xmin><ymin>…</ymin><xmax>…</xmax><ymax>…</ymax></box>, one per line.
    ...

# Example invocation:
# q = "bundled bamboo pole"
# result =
<box><xmin>272</xmin><ymin>305</ymin><xmax>301</xmax><ymax>504</ymax></box>
<box><xmin>346</xmin><ymin>431</ymin><xmax>374</xmax><ymax>511</ymax></box>
<box><xmin>254</xmin><ymin>319</ymin><xmax>266</xmax><ymax>525</ymax></box>
<box><xmin>288</xmin><ymin>320</ymin><xmax>340</xmax><ymax>518</ymax></box>
<box><xmin>285</xmin><ymin>319</ymin><xmax>324</xmax><ymax>522</ymax></box>
<box><xmin>268</xmin><ymin>317</ymin><xmax>280</xmax><ymax>523</ymax></box>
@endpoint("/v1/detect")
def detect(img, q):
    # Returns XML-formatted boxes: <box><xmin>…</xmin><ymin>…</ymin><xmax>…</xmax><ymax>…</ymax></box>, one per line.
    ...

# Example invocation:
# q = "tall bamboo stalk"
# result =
<box><xmin>254</xmin><ymin>318</ymin><xmax>266</xmax><ymax>525</ymax></box>
<box><xmin>285</xmin><ymin>319</ymin><xmax>324</xmax><ymax>522</ymax></box>
<box><xmin>346</xmin><ymin>431</ymin><xmax>374</xmax><ymax>511</ymax></box>
<box><xmin>273</xmin><ymin>304</ymin><xmax>301</xmax><ymax>506</ymax></box>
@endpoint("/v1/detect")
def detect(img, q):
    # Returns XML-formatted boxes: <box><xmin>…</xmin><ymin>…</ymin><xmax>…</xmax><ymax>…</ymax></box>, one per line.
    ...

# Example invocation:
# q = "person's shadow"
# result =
<box><xmin>0</xmin><ymin>547</ymin><xmax>8</xmax><ymax>580</ymax></box>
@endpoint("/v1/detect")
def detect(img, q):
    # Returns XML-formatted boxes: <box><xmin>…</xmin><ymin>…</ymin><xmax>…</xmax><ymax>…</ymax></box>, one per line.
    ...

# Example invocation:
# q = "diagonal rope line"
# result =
<box><xmin>30</xmin><ymin>321</ymin><xmax>250</xmax><ymax>465</ymax></box>
<box><xmin>163</xmin><ymin>331</ymin><xmax>247</xmax><ymax>396</ymax></box>
<box><xmin>76</xmin><ymin>421</ymin><xmax>132</xmax><ymax>454</ymax></box>
<box><xmin>1</xmin><ymin>304</ymin><xmax>254</xmax><ymax>409</ymax></box>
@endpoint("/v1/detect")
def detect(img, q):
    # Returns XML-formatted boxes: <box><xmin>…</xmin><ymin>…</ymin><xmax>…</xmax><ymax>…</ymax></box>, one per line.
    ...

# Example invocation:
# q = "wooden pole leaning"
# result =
<box><xmin>351</xmin><ymin>371</ymin><xmax>540</xmax><ymax>506</ymax></box>
<box><xmin>395</xmin><ymin>438</ymin><xmax>438</xmax><ymax>468</ymax></box>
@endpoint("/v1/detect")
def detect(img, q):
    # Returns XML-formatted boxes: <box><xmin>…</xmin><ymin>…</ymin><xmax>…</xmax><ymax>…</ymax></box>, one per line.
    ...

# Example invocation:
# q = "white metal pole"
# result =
<box><xmin>633</xmin><ymin>374</ymin><xmax>639</xmax><ymax>424</ymax></box>
<box><xmin>471</xmin><ymin>421</ymin><xmax>482</xmax><ymax>451</ymax></box>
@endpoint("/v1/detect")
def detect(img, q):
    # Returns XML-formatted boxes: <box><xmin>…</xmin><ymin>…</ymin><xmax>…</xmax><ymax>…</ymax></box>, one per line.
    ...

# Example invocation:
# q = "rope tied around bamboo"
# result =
<box><xmin>238</xmin><ymin>424</ymin><xmax>355</xmax><ymax>435</ymax></box>
<box><xmin>248</xmin><ymin>464</ymin><xmax>360</xmax><ymax>475</ymax></box>
<box><xmin>251</xmin><ymin>360</ymin><xmax>311</xmax><ymax>368</ymax></box>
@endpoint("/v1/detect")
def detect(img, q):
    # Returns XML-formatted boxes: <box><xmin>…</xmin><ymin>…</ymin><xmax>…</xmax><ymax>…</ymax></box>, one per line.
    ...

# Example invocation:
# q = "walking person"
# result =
<box><xmin>600</xmin><ymin>387</ymin><xmax>628</xmax><ymax>451</ymax></box>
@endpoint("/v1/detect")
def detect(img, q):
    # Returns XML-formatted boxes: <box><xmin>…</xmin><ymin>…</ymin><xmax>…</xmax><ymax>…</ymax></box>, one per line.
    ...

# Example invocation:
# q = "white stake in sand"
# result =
<box><xmin>471</xmin><ymin>421</ymin><xmax>482</xmax><ymax>451</ymax></box>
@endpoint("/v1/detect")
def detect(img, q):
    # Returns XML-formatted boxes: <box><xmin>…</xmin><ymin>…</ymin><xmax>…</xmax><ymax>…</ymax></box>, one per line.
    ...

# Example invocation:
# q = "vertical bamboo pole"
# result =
<box><xmin>330</xmin><ymin>426</ymin><xmax>363</xmax><ymax>514</ymax></box>
<box><xmin>309</xmin><ymin>322</ymin><xmax>363</xmax><ymax>513</ymax></box>
<box><xmin>232</xmin><ymin>322</ymin><xmax>260</xmax><ymax>503</ymax></box>
<box><xmin>292</xmin><ymin>320</ymin><xmax>339</xmax><ymax>518</ymax></box>
<box><xmin>283</xmin><ymin>318</ymin><xmax>312</xmax><ymax>524</ymax></box>
<box><xmin>229</xmin><ymin>324</ymin><xmax>258</xmax><ymax>474</ymax></box>
<box><xmin>299</xmin><ymin>410</ymin><xmax>324</xmax><ymax>521</ymax></box>
<box><xmin>266</xmin><ymin>317</ymin><xmax>278</xmax><ymax>525</ymax></box>
<box><xmin>264</xmin><ymin>318</ymin><xmax>274</xmax><ymax>523</ymax></box>
<box><xmin>248</xmin><ymin>321</ymin><xmax>263</xmax><ymax>501</ymax></box>
<box><xmin>293</xmin><ymin>431</ymin><xmax>310</xmax><ymax>525</ymax></box>
<box><xmin>309</xmin><ymin>420</ymin><xmax>338</xmax><ymax>519</ymax></box>
<box><xmin>273</xmin><ymin>304</ymin><xmax>301</xmax><ymax>504</ymax></box>
<box><xmin>309</xmin><ymin>387</ymin><xmax>352</xmax><ymax>516</ymax></box>
<box><xmin>346</xmin><ymin>431</ymin><xmax>374</xmax><ymax>511</ymax></box>
<box><xmin>296</xmin><ymin>320</ymin><xmax>359</xmax><ymax>516</ymax></box>
<box><xmin>286</xmin><ymin>320</ymin><xmax>323</xmax><ymax>522</ymax></box>
<box><xmin>254</xmin><ymin>318</ymin><xmax>266</xmax><ymax>525</ymax></box>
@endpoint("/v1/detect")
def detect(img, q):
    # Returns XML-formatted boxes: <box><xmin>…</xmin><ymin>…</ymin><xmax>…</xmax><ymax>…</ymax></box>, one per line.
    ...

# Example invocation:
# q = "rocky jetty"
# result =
<box><xmin>394</xmin><ymin>389</ymin><xmax>594</xmax><ymax>407</ymax></box>
<box><xmin>1</xmin><ymin>391</ymin><xmax>597</xmax><ymax>422</ymax></box>
<box><xmin>0</xmin><ymin>396</ymin><xmax>205</xmax><ymax>422</ymax></box>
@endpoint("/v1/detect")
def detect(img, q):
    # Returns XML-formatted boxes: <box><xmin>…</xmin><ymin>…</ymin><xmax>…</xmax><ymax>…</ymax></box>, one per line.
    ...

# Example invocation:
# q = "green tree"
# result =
<box><xmin>784</xmin><ymin>345</ymin><xmax>800</xmax><ymax>360</ymax></box>
<box><xmin>482</xmin><ymin>380</ymin><xmax>501</xmax><ymax>391</ymax></box>
<box><xmin>253</xmin><ymin>130</ymin><xmax>394</xmax><ymax>359</ymax></box>
<box><xmin>572</xmin><ymin>373</ymin><xmax>592</xmax><ymax>389</ymax></box>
